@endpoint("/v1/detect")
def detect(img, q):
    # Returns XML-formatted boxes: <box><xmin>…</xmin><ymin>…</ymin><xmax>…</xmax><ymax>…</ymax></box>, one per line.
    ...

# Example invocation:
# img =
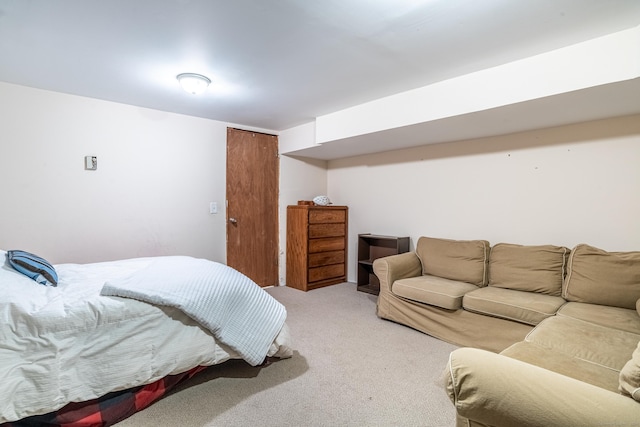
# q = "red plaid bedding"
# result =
<box><xmin>1</xmin><ymin>366</ymin><xmax>206</xmax><ymax>427</ymax></box>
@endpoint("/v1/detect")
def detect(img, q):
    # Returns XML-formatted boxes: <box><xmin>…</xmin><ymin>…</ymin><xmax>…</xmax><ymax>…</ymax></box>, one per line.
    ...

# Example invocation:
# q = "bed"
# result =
<box><xmin>0</xmin><ymin>250</ymin><xmax>293</xmax><ymax>425</ymax></box>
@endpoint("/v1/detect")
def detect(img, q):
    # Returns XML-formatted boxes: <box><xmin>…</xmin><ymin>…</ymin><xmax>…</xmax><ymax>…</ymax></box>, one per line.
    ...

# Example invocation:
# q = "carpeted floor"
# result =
<box><xmin>116</xmin><ymin>282</ymin><xmax>458</xmax><ymax>427</ymax></box>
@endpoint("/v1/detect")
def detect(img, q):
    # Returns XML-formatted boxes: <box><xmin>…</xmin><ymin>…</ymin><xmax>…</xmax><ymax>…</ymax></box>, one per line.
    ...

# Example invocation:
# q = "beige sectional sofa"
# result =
<box><xmin>372</xmin><ymin>237</ymin><xmax>640</xmax><ymax>426</ymax></box>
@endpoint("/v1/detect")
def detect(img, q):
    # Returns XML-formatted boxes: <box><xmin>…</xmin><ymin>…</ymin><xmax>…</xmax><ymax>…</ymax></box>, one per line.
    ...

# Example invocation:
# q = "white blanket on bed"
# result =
<box><xmin>101</xmin><ymin>256</ymin><xmax>286</xmax><ymax>366</ymax></box>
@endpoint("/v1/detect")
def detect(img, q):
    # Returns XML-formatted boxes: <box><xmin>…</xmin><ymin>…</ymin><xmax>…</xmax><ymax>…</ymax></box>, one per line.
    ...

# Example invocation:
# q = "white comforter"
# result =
<box><xmin>101</xmin><ymin>256</ymin><xmax>287</xmax><ymax>366</ymax></box>
<box><xmin>0</xmin><ymin>252</ymin><xmax>292</xmax><ymax>423</ymax></box>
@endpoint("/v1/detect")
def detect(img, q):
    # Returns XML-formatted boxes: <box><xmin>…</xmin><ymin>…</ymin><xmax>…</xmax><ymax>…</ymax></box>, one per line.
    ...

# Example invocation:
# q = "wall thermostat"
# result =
<box><xmin>85</xmin><ymin>156</ymin><xmax>97</xmax><ymax>170</ymax></box>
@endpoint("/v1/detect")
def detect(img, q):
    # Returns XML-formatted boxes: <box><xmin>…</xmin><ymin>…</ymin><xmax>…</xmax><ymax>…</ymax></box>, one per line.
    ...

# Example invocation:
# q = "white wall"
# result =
<box><xmin>0</xmin><ymin>81</ymin><xmax>329</xmax><ymax>283</ymax></box>
<box><xmin>0</xmin><ymin>82</ymin><xmax>230</xmax><ymax>264</ymax></box>
<box><xmin>4</xmin><ymin>81</ymin><xmax>639</xmax><ymax>289</ymax></box>
<box><xmin>327</xmin><ymin>114</ymin><xmax>640</xmax><ymax>282</ymax></box>
<box><xmin>278</xmin><ymin>122</ymin><xmax>329</xmax><ymax>284</ymax></box>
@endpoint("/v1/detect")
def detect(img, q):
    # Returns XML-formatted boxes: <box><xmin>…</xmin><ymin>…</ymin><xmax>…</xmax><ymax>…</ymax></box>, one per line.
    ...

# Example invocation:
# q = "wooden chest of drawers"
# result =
<box><xmin>286</xmin><ymin>205</ymin><xmax>348</xmax><ymax>291</ymax></box>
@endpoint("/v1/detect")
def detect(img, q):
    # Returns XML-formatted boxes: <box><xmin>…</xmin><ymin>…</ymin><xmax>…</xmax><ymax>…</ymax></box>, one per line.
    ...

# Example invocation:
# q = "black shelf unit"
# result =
<box><xmin>357</xmin><ymin>234</ymin><xmax>410</xmax><ymax>295</ymax></box>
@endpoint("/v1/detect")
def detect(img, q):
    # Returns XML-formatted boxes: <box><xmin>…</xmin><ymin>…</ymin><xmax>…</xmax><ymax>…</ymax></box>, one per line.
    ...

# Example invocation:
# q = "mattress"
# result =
<box><xmin>0</xmin><ymin>251</ymin><xmax>292</xmax><ymax>423</ymax></box>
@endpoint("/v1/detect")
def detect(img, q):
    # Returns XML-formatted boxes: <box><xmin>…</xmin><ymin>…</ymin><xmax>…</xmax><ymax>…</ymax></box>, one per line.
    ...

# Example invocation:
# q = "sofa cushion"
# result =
<box><xmin>525</xmin><ymin>316</ymin><xmax>640</xmax><ymax>371</ymax></box>
<box><xmin>488</xmin><ymin>243</ymin><xmax>568</xmax><ymax>296</ymax></box>
<box><xmin>415</xmin><ymin>236</ymin><xmax>489</xmax><ymax>287</ymax></box>
<box><xmin>502</xmin><ymin>341</ymin><xmax>621</xmax><ymax>393</ymax></box>
<box><xmin>392</xmin><ymin>275</ymin><xmax>478</xmax><ymax>310</ymax></box>
<box><xmin>563</xmin><ymin>244</ymin><xmax>640</xmax><ymax>309</ymax></box>
<box><xmin>463</xmin><ymin>286</ymin><xmax>565</xmax><ymax>326</ymax></box>
<box><xmin>557</xmin><ymin>302</ymin><xmax>640</xmax><ymax>335</ymax></box>
<box><xmin>619</xmin><ymin>341</ymin><xmax>640</xmax><ymax>401</ymax></box>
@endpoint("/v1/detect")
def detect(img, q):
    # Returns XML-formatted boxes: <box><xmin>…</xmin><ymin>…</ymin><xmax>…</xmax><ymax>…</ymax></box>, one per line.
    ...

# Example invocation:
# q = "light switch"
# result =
<box><xmin>84</xmin><ymin>156</ymin><xmax>97</xmax><ymax>170</ymax></box>
<box><xmin>209</xmin><ymin>202</ymin><xmax>217</xmax><ymax>214</ymax></box>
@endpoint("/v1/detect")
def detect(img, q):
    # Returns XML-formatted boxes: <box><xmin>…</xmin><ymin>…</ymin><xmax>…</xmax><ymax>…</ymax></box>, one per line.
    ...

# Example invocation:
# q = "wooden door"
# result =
<box><xmin>226</xmin><ymin>128</ymin><xmax>279</xmax><ymax>287</ymax></box>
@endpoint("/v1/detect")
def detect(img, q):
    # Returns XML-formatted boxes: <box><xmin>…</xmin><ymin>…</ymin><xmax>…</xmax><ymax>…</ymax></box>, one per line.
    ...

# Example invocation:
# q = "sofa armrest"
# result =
<box><xmin>445</xmin><ymin>347</ymin><xmax>640</xmax><ymax>427</ymax></box>
<box><xmin>373</xmin><ymin>252</ymin><xmax>422</xmax><ymax>293</ymax></box>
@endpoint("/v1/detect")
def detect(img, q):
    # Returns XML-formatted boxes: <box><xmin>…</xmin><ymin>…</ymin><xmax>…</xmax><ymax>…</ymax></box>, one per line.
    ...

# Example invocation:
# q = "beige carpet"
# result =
<box><xmin>116</xmin><ymin>282</ymin><xmax>458</xmax><ymax>427</ymax></box>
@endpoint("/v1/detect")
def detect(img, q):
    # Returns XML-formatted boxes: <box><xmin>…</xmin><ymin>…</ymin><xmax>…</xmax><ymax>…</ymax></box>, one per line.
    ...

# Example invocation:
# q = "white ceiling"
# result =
<box><xmin>1</xmin><ymin>1</ymin><xmax>640</xmax><ymax>146</ymax></box>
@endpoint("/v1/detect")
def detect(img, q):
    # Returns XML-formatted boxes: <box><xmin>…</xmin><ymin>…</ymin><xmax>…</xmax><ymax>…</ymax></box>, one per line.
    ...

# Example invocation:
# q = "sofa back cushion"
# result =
<box><xmin>415</xmin><ymin>236</ymin><xmax>489</xmax><ymax>286</ymax></box>
<box><xmin>563</xmin><ymin>244</ymin><xmax>640</xmax><ymax>309</ymax></box>
<box><xmin>488</xmin><ymin>243</ymin><xmax>569</xmax><ymax>296</ymax></box>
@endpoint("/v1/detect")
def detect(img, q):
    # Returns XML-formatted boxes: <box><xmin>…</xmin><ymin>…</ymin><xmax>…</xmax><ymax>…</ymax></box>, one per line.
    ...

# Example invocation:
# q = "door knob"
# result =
<box><xmin>229</xmin><ymin>217</ymin><xmax>238</xmax><ymax>224</ymax></box>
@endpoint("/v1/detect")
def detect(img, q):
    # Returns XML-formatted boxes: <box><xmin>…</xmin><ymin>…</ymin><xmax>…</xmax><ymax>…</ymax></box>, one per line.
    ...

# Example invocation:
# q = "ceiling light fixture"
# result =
<box><xmin>176</xmin><ymin>73</ymin><xmax>211</xmax><ymax>95</ymax></box>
